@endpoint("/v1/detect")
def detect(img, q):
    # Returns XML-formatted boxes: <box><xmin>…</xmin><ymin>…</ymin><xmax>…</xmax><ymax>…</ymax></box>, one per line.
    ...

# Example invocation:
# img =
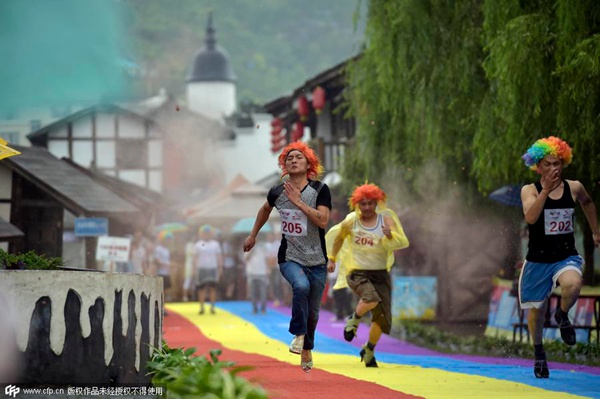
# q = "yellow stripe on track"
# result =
<box><xmin>167</xmin><ymin>303</ymin><xmax>589</xmax><ymax>399</ymax></box>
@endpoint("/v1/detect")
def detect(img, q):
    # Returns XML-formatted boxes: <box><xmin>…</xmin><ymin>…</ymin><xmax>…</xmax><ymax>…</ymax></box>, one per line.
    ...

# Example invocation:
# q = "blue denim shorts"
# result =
<box><xmin>518</xmin><ymin>255</ymin><xmax>583</xmax><ymax>309</ymax></box>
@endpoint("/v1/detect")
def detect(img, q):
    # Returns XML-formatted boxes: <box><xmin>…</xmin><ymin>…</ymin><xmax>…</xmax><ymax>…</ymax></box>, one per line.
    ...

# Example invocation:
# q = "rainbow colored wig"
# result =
<box><xmin>349</xmin><ymin>183</ymin><xmax>387</xmax><ymax>210</ymax></box>
<box><xmin>159</xmin><ymin>231</ymin><xmax>174</xmax><ymax>241</ymax></box>
<box><xmin>522</xmin><ymin>136</ymin><xmax>573</xmax><ymax>170</ymax></box>
<box><xmin>278</xmin><ymin>141</ymin><xmax>324</xmax><ymax>179</ymax></box>
<box><xmin>198</xmin><ymin>224</ymin><xmax>212</xmax><ymax>235</ymax></box>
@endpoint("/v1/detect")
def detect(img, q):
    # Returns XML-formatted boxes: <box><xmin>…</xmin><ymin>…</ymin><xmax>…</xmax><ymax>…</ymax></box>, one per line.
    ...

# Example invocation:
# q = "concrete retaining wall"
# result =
<box><xmin>0</xmin><ymin>270</ymin><xmax>163</xmax><ymax>385</ymax></box>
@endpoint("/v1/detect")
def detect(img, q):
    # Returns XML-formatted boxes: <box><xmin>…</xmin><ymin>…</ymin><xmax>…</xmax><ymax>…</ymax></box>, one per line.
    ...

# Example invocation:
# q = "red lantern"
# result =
<box><xmin>270</xmin><ymin>122</ymin><xmax>285</xmax><ymax>153</ymax></box>
<box><xmin>271</xmin><ymin>141</ymin><xmax>285</xmax><ymax>153</ymax></box>
<box><xmin>297</xmin><ymin>96</ymin><xmax>309</xmax><ymax>122</ymax></box>
<box><xmin>312</xmin><ymin>86</ymin><xmax>326</xmax><ymax>114</ymax></box>
<box><xmin>291</xmin><ymin>121</ymin><xmax>304</xmax><ymax>142</ymax></box>
<box><xmin>271</xmin><ymin>135</ymin><xmax>286</xmax><ymax>153</ymax></box>
<box><xmin>271</xmin><ymin>125</ymin><xmax>282</xmax><ymax>136</ymax></box>
<box><xmin>271</xmin><ymin>135</ymin><xmax>283</xmax><ymax>146</ymax></box>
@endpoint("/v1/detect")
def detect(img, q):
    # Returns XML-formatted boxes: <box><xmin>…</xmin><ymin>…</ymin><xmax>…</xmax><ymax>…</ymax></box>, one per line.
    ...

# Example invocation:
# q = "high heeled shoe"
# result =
<box><xmin>301</xmin><ymin>351</ymin><xmax>313</xmax><ymax>372</ymax></box>
<box><xmin>289</xmin><ymin>335</ymin><xmax>304</xmax><ymax>354</ymax></box>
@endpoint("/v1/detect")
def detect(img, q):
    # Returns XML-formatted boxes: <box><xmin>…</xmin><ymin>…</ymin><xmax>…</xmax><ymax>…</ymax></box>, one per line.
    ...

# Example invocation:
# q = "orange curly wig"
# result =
<box><xmin>349</xmin><ymin>183</ymin><xmax>387</xmax><ymax>210</ymax></box>
<box><xmin>278</xmin><ymin>141</ymin><xmax>324</xmax><ymax>179</ymax></box>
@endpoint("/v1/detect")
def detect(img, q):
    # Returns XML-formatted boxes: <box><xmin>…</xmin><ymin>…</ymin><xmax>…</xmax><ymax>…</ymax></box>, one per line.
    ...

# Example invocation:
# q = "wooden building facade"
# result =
<box><xmin>27</xmin><ymin>104</ymin><xmax>164</xmax><ymax>192</ymax></box>
<box><xmin>263</xmin><ymin>57</ymin><xmax>358</xmax><ymax>174</ymax></box>
<box><xmin>0</xmin><ymin>146</ymin><xmax>148</xmax><ymax>268</ymax></box>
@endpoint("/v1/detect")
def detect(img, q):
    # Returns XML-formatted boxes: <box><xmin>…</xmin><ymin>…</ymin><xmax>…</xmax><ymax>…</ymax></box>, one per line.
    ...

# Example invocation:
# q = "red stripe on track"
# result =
<box><xmin>163</xmin><ymin>311</ymin><xmax>422</xmax><ymax>399</ymax></box>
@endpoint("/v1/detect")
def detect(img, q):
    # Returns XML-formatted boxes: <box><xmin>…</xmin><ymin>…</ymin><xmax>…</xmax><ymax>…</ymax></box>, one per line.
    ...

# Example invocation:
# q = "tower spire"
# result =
<box><xmin>205</xmin><ymin>11</ymin><xmax>216</xmax><ymax>50</ymax></box>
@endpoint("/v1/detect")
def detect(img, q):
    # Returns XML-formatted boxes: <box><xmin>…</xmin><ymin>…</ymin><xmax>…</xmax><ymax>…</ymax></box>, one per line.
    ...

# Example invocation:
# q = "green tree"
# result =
<box><xmin>346</xmin><ymin>0</ymin><xmax>600</xmax><ymax>283</ymax></box>
<box><xmin>476</xmin><ymin>0</ymin><xmax>600</xmax><ymax>283</ymax></box>
<box><xmin>345</xmin><ymin>0</ymin><xmax>487</xmax><ymax>199</ymax></box>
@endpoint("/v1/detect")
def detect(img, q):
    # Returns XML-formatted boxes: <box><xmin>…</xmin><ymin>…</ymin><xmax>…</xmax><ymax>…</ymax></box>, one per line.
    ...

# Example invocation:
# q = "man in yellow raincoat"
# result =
<box><xmin>326</xmin><ymin>183</ymin><xmax>409</xmax><ymax>367</ymax></box>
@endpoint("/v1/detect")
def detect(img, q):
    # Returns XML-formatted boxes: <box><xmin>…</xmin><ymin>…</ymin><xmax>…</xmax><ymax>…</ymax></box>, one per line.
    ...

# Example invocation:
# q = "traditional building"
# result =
<box><xmin>1</xmin><ymin>12</ymin><xmax>281</xmax><ymax>268</ymax></box>
<box><xmin>184</xmin><ymin>12</ymin><xmax>278</xmax><ymax>185</ymax></box>
<box><xmin>263</xmin><ymin>57</ymin><xmax>358</xmax><ymax>174</ymax></box>
<box><xmin>186</xmin><ymin>11</ymin><xmax>237</xmax><ymax>121</ymax></box>
<box><xmin>22</xmin><ymin>12</ymin><xmax>278</xmax><ymax>197</ymax></box>
<box><xmin>0</xmin><ymin>146</ymin><xmax>148</xmax><ymax>267</ymax></box>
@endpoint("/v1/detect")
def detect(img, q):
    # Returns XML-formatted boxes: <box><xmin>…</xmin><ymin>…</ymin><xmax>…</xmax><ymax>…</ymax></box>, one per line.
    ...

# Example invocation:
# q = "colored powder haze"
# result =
<box><xmin>377</xmin><ymin>160</ymin><xmax>519</xmax><ymax>324</ymax></box>
<box><xmin>0</xmin><ymin>0</ymin><xmax>130</xmax><ymax>112</ymax></box>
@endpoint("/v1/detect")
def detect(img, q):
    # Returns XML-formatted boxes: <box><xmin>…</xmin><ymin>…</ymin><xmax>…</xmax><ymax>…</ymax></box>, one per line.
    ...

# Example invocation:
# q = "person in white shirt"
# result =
<box><xmin>220</xmin><ymin>238</ymin><xmax>238</xmax><ymax>300</ymax></box>
<box><xmin>244</xmin><ymin>236</ymin><xmax>270</xmax><ymax>314</ymax></box>
<box><xmin>130</xmin><ymin>229</ymin><xmax>149</xmax><ymax>275</ymax></box>
<box><xmin>154</xmin><ymin>233</ymin><xmax>172</xmax><ymax>295</ymax></box>
<box><xmin>193</xmin><ymin>225</ymin><xmax>223</xmax><ymax>314</ymax></box>
<box><xmin>265</xmin><ymin>232</ymin><xmax>284</xmax><ymax>306</ymax></box>
<box><xmin>182</xmin><ymin>230</ymin><xmax>197</xmax><ymax>301</ymax></box>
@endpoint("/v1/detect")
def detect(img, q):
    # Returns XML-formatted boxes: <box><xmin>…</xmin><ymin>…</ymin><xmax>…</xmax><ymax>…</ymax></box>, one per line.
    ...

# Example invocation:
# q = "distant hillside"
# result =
<box><xmin>124</xmin><ymin>0</ymin><xmax>366</xmax><ymax>104</ymax></box>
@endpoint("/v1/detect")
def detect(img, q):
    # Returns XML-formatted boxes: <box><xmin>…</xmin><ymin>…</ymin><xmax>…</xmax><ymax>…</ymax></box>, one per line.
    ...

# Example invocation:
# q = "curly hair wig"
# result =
<box><xmin>349</xmin><ymin>183</ymin><xmax>387</xmax><ymax>210</ymax></box>
<box><xmin>522</xmin><ymin>136</ymin><xmax>573</xmax><ymax>170</ymax></box>
<box><xmin>278</xmin><ymin>141</ymin><xmax>324</xmax><ymax>179</ymax></box>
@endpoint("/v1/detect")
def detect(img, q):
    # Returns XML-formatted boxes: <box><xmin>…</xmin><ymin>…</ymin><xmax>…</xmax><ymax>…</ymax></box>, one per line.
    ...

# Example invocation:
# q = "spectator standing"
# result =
<box><xmin>154</xmin><ymin>232</ymin><xmax>173</xmax><ymax>301</ymax></box>
<box><xmin>244</xmin><ymin>237</ymin><xmax>270</xmax><ymax>314</ymax></box>
<box><xmin>193</xmin><ymin>225</ymin><xmax>223</xmax><ymax>314</ymax></box>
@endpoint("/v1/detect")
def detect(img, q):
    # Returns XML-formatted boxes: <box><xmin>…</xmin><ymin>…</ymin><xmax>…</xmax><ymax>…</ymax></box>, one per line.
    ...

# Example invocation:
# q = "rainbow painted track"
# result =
<box><xmin>164</xmin><ymin>302</ymin><xmax>600</xmax><ymax>399</ymax></box>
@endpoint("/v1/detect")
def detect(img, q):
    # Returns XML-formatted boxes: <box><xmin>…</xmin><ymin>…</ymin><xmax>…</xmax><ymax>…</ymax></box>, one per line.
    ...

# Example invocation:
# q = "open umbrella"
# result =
<box><xmin>154</xmin><ymin>222</ymin><xmax>189</xmax><ymax>239</ymax></box>
<box><xmin>489</xmin><ymin>185</ymin><xmax>522</xmax><ymax>207</ymax></box>
<box><xmin>154</xmin><ymin>222</ymin><xmax>188</xmax><ymax>233</ymax></box>
<box><xmin>231</xmin><ymin>217</ymin><xmax>272</xmax><ymax>234</ymax></box>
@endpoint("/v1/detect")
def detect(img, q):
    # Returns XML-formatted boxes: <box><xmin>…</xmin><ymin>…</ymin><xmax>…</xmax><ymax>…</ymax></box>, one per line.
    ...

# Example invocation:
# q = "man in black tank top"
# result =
<box><xmin>520</xmin><ymin>136</ymin><xmax>599</xmax><ymax>378</ymax></box>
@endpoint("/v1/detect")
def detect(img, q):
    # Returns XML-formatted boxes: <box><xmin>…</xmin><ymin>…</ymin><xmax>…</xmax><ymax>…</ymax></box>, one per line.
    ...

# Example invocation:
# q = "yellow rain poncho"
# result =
<box><xmin>0</xmin><ymin>138</ymin><xmax>20</xmax><ymax>160</ymax></box>
<box><xmin>325</xmin><ymin>208</ymin><xmax>409</xmax><ymax>289</ymax></box>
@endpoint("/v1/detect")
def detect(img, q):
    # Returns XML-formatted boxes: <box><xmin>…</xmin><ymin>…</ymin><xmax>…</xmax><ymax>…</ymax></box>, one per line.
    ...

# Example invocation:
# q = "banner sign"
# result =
<box><xmin>392</xmin><ymin>276</ymin><xmax>437</xmax><ymax>320</ymax></box>
<box><xmin>75</xmin><ymin>218</ymin><xmax>108</xmax><ymax>237</ymax></box>
<box><xmin>95</xmin><ymin>236</ymin><xmax>131</xmax><ymax>263</ymax></box>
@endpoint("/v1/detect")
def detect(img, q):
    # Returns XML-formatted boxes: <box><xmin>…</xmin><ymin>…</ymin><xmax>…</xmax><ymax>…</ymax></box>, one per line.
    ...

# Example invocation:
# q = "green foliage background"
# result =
<box><xmin>124</xmin><ymin>0</ymin><xmax>365</xmax><ymax>103</ymax></box>
<box><xmin>345</xmin><ymin>0</ymin><xmax>600</xmax><ymax>282</ymax></box>
<box><xmin>347</xmin><ymin>0</ymin><xmax>600</xmax><ymax>199</ymax></box>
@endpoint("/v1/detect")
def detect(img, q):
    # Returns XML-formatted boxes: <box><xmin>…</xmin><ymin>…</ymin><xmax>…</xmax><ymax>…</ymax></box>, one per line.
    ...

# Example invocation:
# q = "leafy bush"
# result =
<box><xmin>0</xmin><ymin>249</ymin><xmax>64</xmax><ymax>270</ymax></box>
<box><xmin>147</xmin><ymin>342</ymin><xmax>267</xmax><ymax>399</ymax></box>
<box><xmin>394</xmin><ymin>319</ymin><xmax>600</xmax><ymax>366</ymax></box>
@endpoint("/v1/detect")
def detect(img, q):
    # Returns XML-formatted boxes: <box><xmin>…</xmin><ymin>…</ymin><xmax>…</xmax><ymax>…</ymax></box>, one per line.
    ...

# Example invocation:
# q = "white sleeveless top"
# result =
<box><xmin>349</xmin><ymin>214</ymin><xmax>388</xmax><ymax>270</ymax></box>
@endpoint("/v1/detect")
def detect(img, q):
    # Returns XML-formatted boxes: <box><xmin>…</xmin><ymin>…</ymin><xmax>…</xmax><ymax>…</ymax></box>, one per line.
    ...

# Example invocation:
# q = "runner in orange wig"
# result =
<box><xmin>349</xmin><ymin>183</ymin><xmax>387</xmax><ymax>211</ymax></box>
<box><xmin>278</xmin><ymin>141</ymin><xmax>324</xmax><ymax>180</ymax></box>
<box><xmin>326</xmin><ymin>182</ymin><xmax>409</xmax><ymax>368</ymax></box>
<box><xmin>245</xmin><ymin>139</ymin><xmax>333</xmax><ymax>372</ymax></box>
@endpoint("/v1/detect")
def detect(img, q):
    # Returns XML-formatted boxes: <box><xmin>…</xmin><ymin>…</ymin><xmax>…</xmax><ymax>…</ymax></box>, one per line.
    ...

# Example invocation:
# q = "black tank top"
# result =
<box><xmin>526</xmin><ymin>180</ymin><xmax>578</xmax><ymax>263</ymax></box>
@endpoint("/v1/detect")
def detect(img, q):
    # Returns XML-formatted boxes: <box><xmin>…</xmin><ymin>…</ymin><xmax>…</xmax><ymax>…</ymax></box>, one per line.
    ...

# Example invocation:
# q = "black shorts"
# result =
<box><xmin>197</xmin><ymin>268</ymin><xmax>219</xmax><ymax>288</ymax></box>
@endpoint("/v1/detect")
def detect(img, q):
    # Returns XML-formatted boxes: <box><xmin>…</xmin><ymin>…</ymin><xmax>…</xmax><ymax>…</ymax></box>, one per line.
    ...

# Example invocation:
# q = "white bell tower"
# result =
<box><xmin>186</xmin><ymin>12</ymin><xmax>237</xmax><ymax>120</ymax></box>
